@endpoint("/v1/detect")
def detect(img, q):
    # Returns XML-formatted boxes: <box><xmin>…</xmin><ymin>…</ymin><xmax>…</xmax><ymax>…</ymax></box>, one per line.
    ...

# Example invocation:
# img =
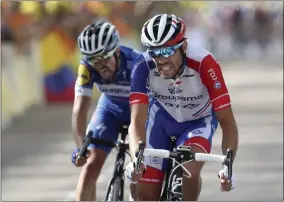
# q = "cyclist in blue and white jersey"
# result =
<box><xmin>71</xmin><ymin>20</ymin><xmax>141</xmax><ymax>201</ymax></box>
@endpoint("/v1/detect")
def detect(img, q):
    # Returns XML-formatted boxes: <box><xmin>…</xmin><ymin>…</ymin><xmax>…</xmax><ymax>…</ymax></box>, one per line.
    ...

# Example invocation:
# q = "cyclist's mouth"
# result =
<box><xmin>158</xmin><ymin>65</ymin><xmax>172</xmax><ymax>74</ymax></box>
<box><xmin>162</xmin><ymin>66</ymin><xmax>171</xmax><ymax>71</ymax></box>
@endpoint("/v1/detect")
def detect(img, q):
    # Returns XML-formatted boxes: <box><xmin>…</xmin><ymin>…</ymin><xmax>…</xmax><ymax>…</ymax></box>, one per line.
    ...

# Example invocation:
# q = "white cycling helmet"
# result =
<box><xmin>78</xmin><ymin>21</ymin><xmax>120</xmax><ymax>57</ymax></box>
<box><xmin>141</xmin><ymin>14</ymin><xmax>186</xmax><ymax>47</ymax></box>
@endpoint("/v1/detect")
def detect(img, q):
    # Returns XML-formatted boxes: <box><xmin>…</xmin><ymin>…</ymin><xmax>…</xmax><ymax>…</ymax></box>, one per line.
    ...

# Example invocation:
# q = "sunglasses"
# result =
<box><xmin>86</xmin><ymin>48</ymin><xmax>116</xmax><ymax>64</ymax></box>
<box><xmin>147</xmin><ymin>43</ymin><xmax>183</xmax><ymax>58</ymax></box>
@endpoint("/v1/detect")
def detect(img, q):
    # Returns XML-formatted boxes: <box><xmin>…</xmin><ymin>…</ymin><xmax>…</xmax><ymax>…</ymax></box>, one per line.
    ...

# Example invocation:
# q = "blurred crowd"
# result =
<box><xmin>207</xmin><ymin>2</ymin><xmax>283</xmax><ymax>60</ymax></box>
<box><xmin>1</xmin><ymin>1</ymin><xmax>283</xmax><ymax>60</ymax></box>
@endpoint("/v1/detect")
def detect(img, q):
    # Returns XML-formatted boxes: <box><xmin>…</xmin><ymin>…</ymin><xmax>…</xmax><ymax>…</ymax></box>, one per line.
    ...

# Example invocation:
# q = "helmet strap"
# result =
<box><xmin>112</xmin><ymin>51</ymin><xmax>120</xmax><ymax>82</ymax></box>
<box><xmin>173</xmin><ymin>47</ymin><xmax>186</xmax><ymax>79</ymax></box>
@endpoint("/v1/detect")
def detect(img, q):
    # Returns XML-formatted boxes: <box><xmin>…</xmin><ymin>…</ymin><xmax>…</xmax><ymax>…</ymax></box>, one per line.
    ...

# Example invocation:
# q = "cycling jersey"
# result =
<box><xmin>75</xmin><ymin>45</ymin><xmax>141</xmax><ymax>102</ymax></box>
<box><xmin>130</xmin><ymin>44</ymin><xmax>231</xmax><ymax>122</ymax></box>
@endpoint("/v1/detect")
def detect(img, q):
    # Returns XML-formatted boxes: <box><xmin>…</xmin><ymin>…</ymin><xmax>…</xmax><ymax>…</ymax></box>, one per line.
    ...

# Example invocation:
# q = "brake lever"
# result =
<box><xmin>77</xmin><ymin>131</ymin><xmax>93</xmax><ymax>159</ymax></box>
<box><xmin>224</xmin><ymin>149</ymin><xmax>233</xmax><ymax>180</ymax></box>
<box><xmin>135</xmin><ymin>141</ymin><xmax>145</xmax><ymax>173</ymax></box>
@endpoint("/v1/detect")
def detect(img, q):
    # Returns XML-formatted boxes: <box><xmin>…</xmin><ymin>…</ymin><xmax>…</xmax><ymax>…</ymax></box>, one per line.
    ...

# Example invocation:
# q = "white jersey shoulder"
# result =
<box><xmin>186</xmin><ymin>44</ymin><xmax>212</xmax><ymax>63</ymax></box>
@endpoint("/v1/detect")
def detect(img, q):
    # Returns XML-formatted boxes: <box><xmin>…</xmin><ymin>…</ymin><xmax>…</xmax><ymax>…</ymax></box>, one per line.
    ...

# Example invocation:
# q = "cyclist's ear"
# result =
<box><xmin>182</xmin><ymin>40</ymin><xmax>188</xmax><ymax>52</ymax></box>
<box><xmin>115</xmin><ymin>47</ymin><xmax>120</xmax><ymax>57</ymax></box>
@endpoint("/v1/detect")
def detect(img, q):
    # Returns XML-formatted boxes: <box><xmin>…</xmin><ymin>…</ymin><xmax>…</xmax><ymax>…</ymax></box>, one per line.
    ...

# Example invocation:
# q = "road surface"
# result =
<box><xmin>2</xmin><ymin>61</ymin><xmax>283</xmax><ymax>201</ymax></box>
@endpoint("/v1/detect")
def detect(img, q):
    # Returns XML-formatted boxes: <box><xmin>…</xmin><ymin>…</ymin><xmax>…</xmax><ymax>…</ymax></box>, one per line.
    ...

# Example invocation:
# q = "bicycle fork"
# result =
<box><xmin>160</xmin><ymin>136</ymin><xmax>183</xmax><ymax>201</ymax></box>
<box><xmin>167</xmin><ymin>151</ymin><xmax>183</xmax><ymax>201</ymax></box>
<box><xmin>104</xmin><ymin>145</ymin><xmax>126</xmax><ymax>201</ymax></box>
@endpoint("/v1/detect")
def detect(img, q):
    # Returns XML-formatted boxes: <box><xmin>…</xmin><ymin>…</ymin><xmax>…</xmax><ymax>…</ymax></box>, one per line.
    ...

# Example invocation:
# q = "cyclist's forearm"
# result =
<box><xmin>72</xmin><ymin>95</ymin><xmax>91</xmax><ymax>148</ymax></box>
<box><xmin>129</xmin><ymin>123</ymin><xmax>146</xmax><ymax>161</ymax></box>
<box><xmin>221</xmin><ymin>122</ymin><xmax>239</xmax><ymax>162</ymax></box>
<box><xmin>72</xmin><ymin>110</ymin><xmax>88</xmax><ymax>148</ymax></box>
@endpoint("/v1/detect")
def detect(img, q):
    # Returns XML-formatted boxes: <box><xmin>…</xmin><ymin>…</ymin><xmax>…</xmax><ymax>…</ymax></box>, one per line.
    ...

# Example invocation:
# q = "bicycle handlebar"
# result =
<box><xmin>143</xmin><ymin>148</ymin><xmax>226</xmax><ymax>163</ymax></box>
<box><xmin>77</xmin><ymin>131</ymin><xmax>129</xmax><ymax>159</ymax></box>
<box><xmin>136</xmin><ymin>142</ymin><xmax>233</xmax><ymax>180</ymax></box>
<box><xmin>143</xmin><ymin>148</ymin><xmax>170</xmax><ymax>158</ymax></box>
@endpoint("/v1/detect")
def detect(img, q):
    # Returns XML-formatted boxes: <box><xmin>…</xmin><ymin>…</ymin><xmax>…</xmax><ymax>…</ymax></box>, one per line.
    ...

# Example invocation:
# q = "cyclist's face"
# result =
<box><xmin>88</xmin><ymin>49</ymin><xmax>119</xmax><ymax>81</ymax></box>
<box><xmin>149</xmin><ymin>41</ymin><xmax>187</xmax><ymax>79</ymax></box>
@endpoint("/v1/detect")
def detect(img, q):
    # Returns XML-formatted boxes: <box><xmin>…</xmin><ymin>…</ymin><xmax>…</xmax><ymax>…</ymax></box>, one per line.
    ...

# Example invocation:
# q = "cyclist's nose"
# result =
<box><xmin>96</xmin><ymin>60</ymin><xmax>107</xmax><ymax>68</ymax></box>
<box><xmin>99</xmin><ymin>60</ymin><xmax>106</xmax><ymax>65</ymax></box>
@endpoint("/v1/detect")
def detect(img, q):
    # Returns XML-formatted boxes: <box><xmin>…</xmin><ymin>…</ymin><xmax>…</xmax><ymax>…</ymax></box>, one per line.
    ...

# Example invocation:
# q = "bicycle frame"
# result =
<box><xmin>160</xmin><ymin>136</ymin><xmax>183</xmax><ymax>201</ymax></box>
<box><xmin>166</xmin><ymin>150</ymin><xmax>184</xmax><ymax>201</ymax></box>
<box><xmin>104</xmin><ymin>128</ymin><xmax>128</xmax><ymax>201</ymax></box>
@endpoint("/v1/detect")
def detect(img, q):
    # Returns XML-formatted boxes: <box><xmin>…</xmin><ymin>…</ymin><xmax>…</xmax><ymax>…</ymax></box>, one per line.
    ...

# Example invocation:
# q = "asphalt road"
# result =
<box><xmin>2</xmin><ymin>61</ymin><xmax>283</xmax><ymax>201</ymax></box>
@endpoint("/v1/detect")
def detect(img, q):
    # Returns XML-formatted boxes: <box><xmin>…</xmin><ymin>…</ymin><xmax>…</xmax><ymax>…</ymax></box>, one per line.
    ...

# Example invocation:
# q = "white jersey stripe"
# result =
<box><xmin>211</xmin><ymin>93</ymin><xmax>229</xmax><ymax>103</ymax></box>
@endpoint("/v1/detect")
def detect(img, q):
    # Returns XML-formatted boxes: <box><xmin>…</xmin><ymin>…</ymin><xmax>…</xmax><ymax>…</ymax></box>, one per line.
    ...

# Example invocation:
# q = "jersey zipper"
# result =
<box><xmin>173</xmin><ymin>78</ymin><xmax>182</xmax><ymax>122</ymax></box>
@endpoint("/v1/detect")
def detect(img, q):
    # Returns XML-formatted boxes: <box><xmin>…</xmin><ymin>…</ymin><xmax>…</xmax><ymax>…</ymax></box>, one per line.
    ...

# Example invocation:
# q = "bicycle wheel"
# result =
<box><xmin>108</xmin><ymin>176</ymin><xmax>122</xmax><ymax>201</ymax></box>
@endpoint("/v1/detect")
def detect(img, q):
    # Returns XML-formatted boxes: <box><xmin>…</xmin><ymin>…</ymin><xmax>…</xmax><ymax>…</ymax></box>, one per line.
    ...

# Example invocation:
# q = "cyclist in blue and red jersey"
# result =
<box><xmin>125</xmin><ymin>14</ymin><xmax>239</xmax><ymax>201</ymax></box>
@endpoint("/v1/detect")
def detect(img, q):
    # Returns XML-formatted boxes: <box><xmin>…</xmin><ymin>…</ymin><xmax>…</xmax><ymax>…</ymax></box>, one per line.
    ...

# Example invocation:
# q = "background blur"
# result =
<box><xmin>1</xmin><ymin>1</ymin><xmax>283</xmax><ymax>201</ymax></box>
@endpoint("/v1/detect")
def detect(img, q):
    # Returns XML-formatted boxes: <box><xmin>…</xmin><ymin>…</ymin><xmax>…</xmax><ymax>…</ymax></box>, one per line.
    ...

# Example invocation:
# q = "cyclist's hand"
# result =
<box><xmin>218</xmin><ymin>169</ymin><xmax>237</xmax><ymax>192</ymax></box>
<box><xmin>125</xmin><ymin>161</ymin><xmax>146</xmax><ymax>184</ymax></box>
<box><xmin>71</xmin><ymin>148</ymin><xmax>87</xmax><ymax>167</ymax></box>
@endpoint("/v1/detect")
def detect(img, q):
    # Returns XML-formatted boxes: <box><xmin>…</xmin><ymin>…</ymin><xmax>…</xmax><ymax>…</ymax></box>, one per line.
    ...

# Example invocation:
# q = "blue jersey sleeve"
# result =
<box><xmin>129</xmin><ymin>55</ymin><xmax>150</xmax><ymax>105</ymax></box>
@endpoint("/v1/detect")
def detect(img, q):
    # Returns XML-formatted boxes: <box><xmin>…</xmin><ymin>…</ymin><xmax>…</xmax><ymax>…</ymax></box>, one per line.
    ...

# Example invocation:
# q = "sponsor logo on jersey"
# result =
<box><xmin>208</xmin><ymin>68</ymin><xmax>217</xmax><ymax>81</ymax></box>
<box><xmin>76</xmin><ymin>64</ymin><xmax>90</xmax><ymax>85</ymax></box>
<box><xmin>122</xmin><ymin>69</ymin><xmax>127</xmax><ymax>80</ymax></box>
<box><xmin>153</xmin><ymin>91</ymin><xmax>203</xmax><ymax>102</ymax></box>
<box><xmin>131</xmin><ymin>58</ymin><xmax>144</xmax><ymax>79</ymax></box>
<box><xmin>215</xmin><ymin>103</ymin><xmax>231</xmax><ymax>111</ymax></box>
<box><xmin>140</xmin><ymin>178</ymin><xmax>161</xmax><ymax>183</ymax></box>
<box><xmin>168</xmin><ymin>81</ymin><xmax>183</xmax><ymax>94</ymax></box>
<box><xmin>214</xmin><ymin>80</ymin><xmax>221</xmax><ymax>89</ymax></box>
<box><xmin>97</xmin><ymin>84</ymin><xmax>130</xmax><ymax>97</ymax></box>
<box><xmin>150</xmin><ymin>157</ymin><xmax>161</xmax><ymax>164</ymax></box>
<box><xmin>192</xmin><ymin>129</ymin><xmax>203</xmax><ymax>135</ymax></box>
<box><xmin>164</xmin><ymin>102</ymin><xmax>200</xmax><ymax>109</ymax></box>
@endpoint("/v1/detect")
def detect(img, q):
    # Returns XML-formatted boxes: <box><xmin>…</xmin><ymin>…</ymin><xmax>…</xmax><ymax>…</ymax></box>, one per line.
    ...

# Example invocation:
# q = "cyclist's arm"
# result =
<box><xmin>215</xmin><ymin>107</ymin><xmax>238</xmax><ymax>162</ymax></box>
<box><xmin>72</xmin><ymin>95</ymin><xmax>91</xmax><ymax>148</ymax></box>
<box><xmin>200</xmin><ymin>55</ymin><xmax>239</xmax><ymax>161</ymax></box>
<box><xmin>129</xmin><ymin>103</ymin><xmax>148</xmax><ymax>160</ymax></box>
<box><xmin>128</xmin><ymin>56</ymin><xmax>150</xmax><ymax>160</ymax></box>
<box><xmin>72</xmin><ymin>63</ymin><xmax>94</xmax><ymax>148</ymax></box>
